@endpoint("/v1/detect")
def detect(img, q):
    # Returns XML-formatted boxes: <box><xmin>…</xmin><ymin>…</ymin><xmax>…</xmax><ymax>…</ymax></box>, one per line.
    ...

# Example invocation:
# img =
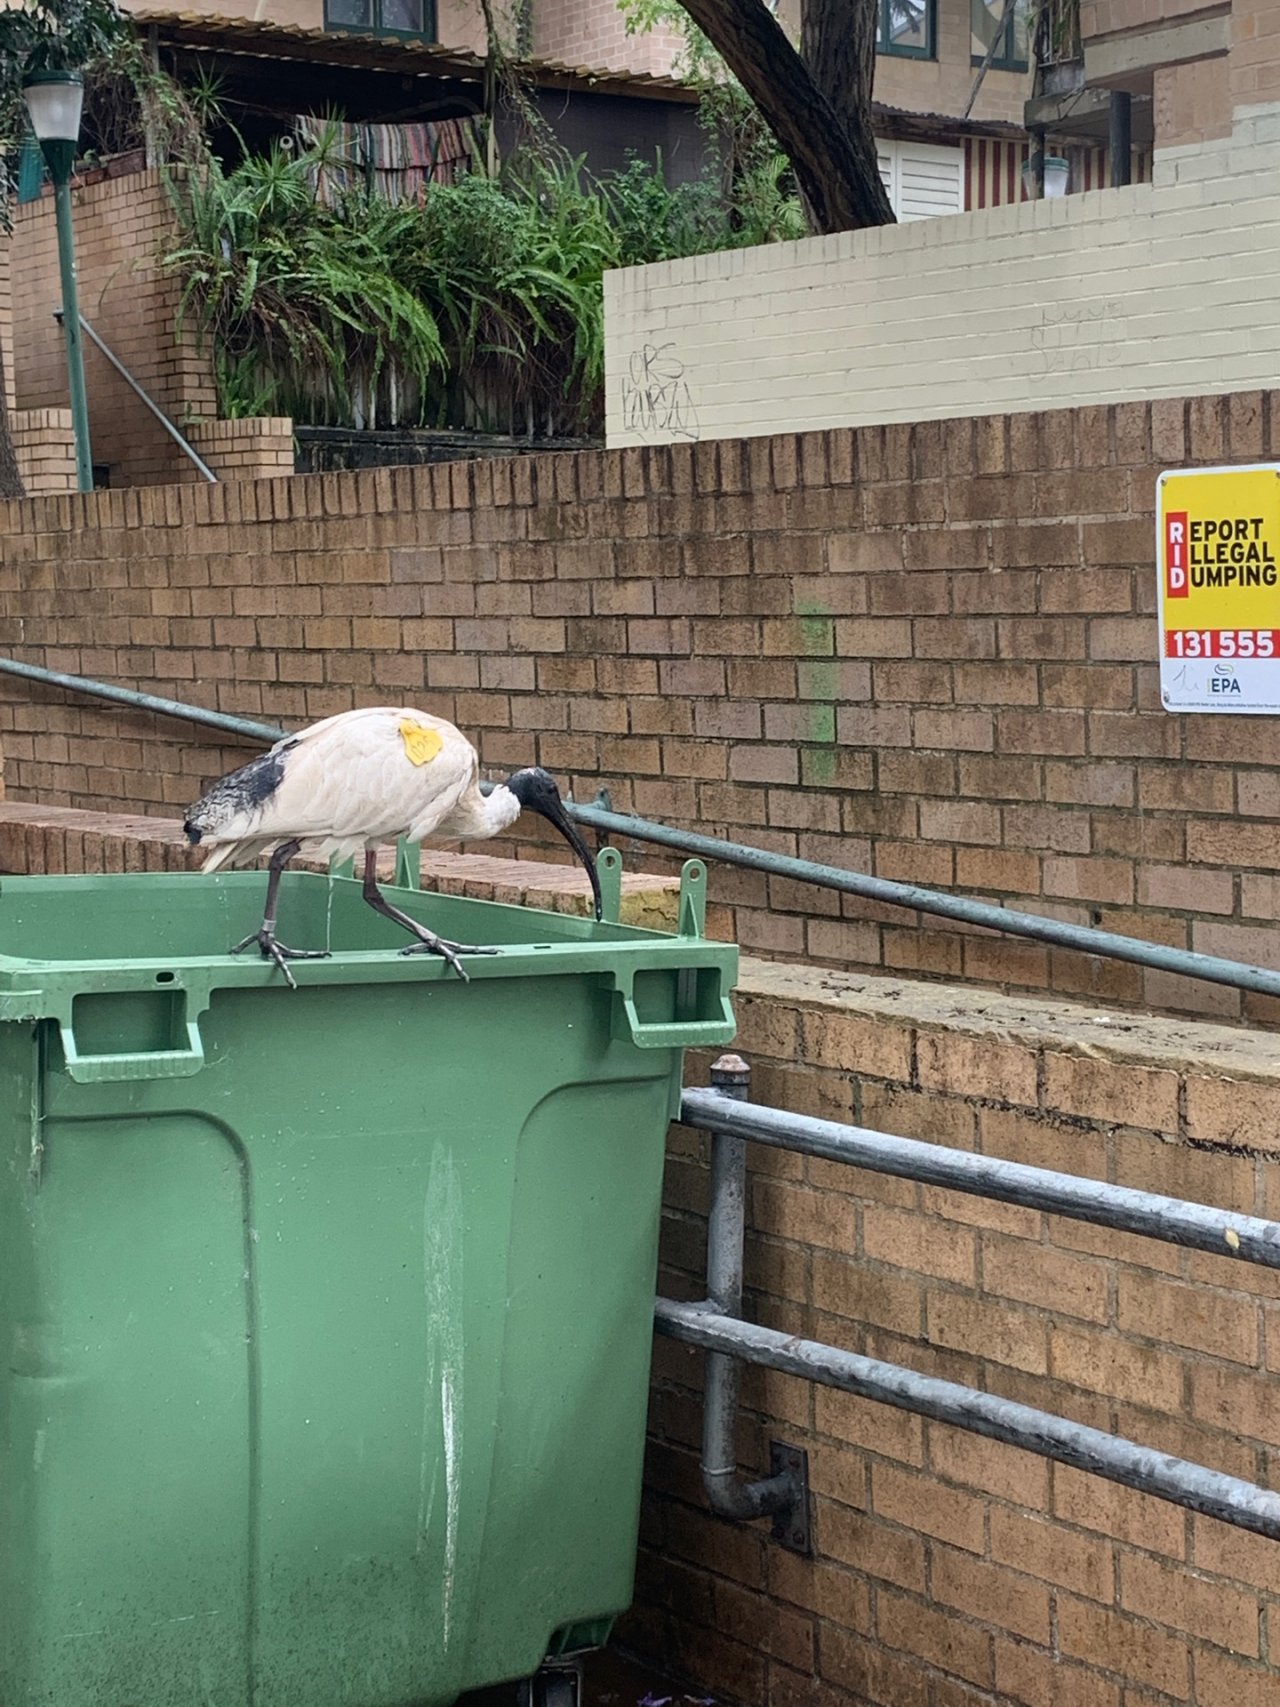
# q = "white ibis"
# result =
<box><xmin>184</xmin><ymin>705</ymin><xmax>602</xmax><ymax>988</ymax></box>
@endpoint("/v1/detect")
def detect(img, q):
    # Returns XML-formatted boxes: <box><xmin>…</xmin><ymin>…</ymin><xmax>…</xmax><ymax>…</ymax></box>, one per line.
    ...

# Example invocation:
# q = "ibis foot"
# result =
<box><xmin>231</xmin><ymin>928</ymin><xmax>331</xmax><ymax>992</ymax></box>
<box><xmin>360</xmin><ymin>851</ymin><xmax>499</xmax><ymax>979</ymax></box>
<box><xmin>400</xmin><ymin>935</ymin><xmax>501</xmax><ymax>981</ymax></box>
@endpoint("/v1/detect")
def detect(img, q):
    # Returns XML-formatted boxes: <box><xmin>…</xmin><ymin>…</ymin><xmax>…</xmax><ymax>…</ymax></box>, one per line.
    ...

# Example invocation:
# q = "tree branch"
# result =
<box><xmin>677</xmin><ymin>0</ymin><xmax>895</xmax><ymax>234</ymax></box>
<box><xmin>964</xmin><ymin>0</ymin><xmax>1019</xmax><ymax>120</ymax></box>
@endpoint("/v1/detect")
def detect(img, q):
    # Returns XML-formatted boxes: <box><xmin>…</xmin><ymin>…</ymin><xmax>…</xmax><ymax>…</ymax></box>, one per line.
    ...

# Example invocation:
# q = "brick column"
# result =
<box><xmin>11</xmin><ymin>409</ymin><xmax>76</xmax><ymax>495</ymax></box>
<box><xmin>184</xmin><ymin>417</ymin><xmax>295</xmax><ymax>481</ymax></box>
<box><xmin>1232</xmin><ymin>0</ymin><xmax>1280</xmax><ymax>114</ymax></box>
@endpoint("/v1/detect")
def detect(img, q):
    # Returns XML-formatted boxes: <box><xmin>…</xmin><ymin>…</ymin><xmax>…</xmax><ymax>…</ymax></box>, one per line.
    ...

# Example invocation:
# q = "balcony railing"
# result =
<box><xmin>1034</xmin><ymin>0</ymin><xmax>1081</xmax><ymax>67</ymax></box>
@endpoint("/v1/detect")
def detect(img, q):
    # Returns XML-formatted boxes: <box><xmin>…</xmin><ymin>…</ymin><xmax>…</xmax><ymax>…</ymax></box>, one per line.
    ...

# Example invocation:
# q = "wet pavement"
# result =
<box><xmin>460</xmin><ymin>1647</ymin><xmax>722</xmax><ymax>1707</ymax></box>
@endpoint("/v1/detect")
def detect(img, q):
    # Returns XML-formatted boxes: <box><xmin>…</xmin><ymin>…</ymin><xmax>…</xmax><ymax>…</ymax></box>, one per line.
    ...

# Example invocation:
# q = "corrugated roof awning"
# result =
<box><xmin>131</xmin><ymin>9</ymin><xmax>701</xmax><ymax>103</ymax></box>
<box><xmin>131</xmin><ymin>11</ymin><xmax>1035</xmax><ymax>134</ymax></box>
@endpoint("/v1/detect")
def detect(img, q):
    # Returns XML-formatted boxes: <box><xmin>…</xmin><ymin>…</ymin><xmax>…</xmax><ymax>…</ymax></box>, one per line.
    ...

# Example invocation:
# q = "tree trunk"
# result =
<box><xmin>803</xmin><ymin>0</ymin><xmax>879</xmax><ymax>147</ymax></box>
<box><xmin>0</xmin><ymin>352</ymin><xmax>24</xmax><ymax>502</ymax></box>
<box><xmin>678</xmin><ymin>0</ymin><xmax>894</xmax><ymax>233</ymax></box>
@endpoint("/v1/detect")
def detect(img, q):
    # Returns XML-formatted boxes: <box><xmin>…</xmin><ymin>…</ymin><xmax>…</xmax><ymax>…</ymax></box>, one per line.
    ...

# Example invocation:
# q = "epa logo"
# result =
<box><xmin>1211</xmin><ymin>664</ymin><xmax>1242</xmax><ymax>696</ymax></box>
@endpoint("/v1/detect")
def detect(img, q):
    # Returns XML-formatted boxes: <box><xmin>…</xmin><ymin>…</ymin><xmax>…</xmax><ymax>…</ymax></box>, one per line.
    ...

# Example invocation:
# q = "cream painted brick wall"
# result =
<box><xmin>604</xmin><ymin>104</ymin><xmax>1280</xmax><ymax>447</ymax></box>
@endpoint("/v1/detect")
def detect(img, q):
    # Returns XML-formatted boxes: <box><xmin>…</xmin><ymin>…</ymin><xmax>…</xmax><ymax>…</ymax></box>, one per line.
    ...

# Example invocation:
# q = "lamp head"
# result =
<box><xmin>22</xmin><ymin>71</ymin><xmax>83</xmax><ymax>183</ymax></box>
<box><xmin>22</xmin><ymin>70</ymin><xmax>84</xmax><ymax>146</ymax></box>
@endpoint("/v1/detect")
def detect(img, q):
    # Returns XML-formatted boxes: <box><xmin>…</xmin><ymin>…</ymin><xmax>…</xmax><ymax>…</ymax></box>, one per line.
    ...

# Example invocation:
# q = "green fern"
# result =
<box><xmin>162</xmin><ymin>119</ymin><xmax>804</xmax><ymax>436</ymax></box>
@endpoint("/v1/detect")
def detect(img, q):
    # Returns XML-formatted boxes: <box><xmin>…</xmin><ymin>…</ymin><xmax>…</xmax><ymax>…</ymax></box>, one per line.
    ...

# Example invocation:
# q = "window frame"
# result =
<box><xmin>323</xmin><ymin>0</ymin><xmax>438</xmax><ymax>43</ymax></box>
<box><xmin>876</xmin><ymin>0</ymin><xmax>935</xmax><ymax>62</ymax></box>
<box><xmin>970</xmin><ymin>0</ymin><xmax>1030</xmax><ymax>72</ymax></box>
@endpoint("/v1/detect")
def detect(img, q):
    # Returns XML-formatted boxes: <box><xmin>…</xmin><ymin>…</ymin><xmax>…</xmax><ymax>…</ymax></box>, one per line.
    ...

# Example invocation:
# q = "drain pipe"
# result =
<box><xmin>700</xmin><ymin>1054</ymin><xmax>810</xmax><ymax>1549</ymax></box>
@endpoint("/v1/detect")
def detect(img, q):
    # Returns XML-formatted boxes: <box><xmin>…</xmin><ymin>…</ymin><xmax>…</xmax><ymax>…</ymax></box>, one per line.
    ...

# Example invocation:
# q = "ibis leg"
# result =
<box><xmin>230</xmin><ymin>838</ymin><xmax>331</xmax><ymax>991</ymax></box>
<box><xmin>360</xmin><ymin>850</ymin><xmax>499</xmax><ymax>982</ymax></box>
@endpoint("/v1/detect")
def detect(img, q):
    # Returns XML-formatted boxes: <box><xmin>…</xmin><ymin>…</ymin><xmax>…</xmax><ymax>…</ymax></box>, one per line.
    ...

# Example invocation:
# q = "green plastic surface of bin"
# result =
<box><xmin>0</xmin><ymin>850</ymin><xmax>736</xmax><ymax>1707</ymax></box>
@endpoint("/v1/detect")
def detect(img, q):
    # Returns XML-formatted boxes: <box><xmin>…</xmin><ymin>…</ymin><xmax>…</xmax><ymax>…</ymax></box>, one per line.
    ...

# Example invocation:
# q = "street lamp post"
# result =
<box><xmin>21</xmin><ymin>70</ymin><xmax>93</xmax><ymax>493</ymax></box>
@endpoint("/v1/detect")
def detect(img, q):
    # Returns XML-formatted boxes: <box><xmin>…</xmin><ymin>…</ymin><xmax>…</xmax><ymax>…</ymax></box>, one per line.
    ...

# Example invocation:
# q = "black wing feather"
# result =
<box><xmin>184</xmin><ymin>740</ymin><xmax>299</xmax><ymax>843</ymax></box>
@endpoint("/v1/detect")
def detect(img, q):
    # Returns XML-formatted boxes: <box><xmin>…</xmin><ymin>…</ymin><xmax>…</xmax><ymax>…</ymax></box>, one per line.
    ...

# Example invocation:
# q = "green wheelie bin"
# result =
<box><xmin>0</xmin><ymin>848</ymin><xmax>736</xmax><ymax>1707</ymax></box>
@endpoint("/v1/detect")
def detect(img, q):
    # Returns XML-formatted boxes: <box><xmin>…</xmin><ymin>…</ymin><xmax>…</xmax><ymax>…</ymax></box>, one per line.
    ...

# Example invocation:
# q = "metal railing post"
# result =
<box><xmin>696</xmin><ymin>1054</ymin><xmax>810</xmax><ymax>1552</ymax></box>
<box><xmin>52</xmin><ymin>182</ymin><xmax>93</xmax><ymax>492</ymax></box>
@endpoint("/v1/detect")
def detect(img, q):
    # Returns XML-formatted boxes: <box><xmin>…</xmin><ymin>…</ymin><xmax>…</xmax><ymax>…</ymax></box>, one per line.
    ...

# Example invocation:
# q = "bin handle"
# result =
<box><xmin>616</xmin><ymin>1000</ymin><xmax>738</xmax><ymax>1049</ymax></box>
<box><xmin>57</xmin><ymin>1017</ymin><xmax>207</xmax><ymax>1084</ymax></box>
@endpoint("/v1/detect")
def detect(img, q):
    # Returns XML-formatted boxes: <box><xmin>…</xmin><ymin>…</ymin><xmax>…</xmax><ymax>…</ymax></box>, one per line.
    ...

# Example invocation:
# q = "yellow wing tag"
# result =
<box><xmin>399</xmin><ymin>720</ymin><xmax>444</xmax><ymax>767</ymax></box>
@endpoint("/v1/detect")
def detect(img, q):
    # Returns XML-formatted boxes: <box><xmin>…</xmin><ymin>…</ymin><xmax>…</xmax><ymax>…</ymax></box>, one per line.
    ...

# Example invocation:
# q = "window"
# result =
<box><xmin>877</xmin><ymin>0</ymin><xmax>934</xmax><ymax>60</ymax></box>
<box><xmin>876</xmin><ymin>139</ymin><xmax>964</xmax><ymax>221</ymax></box>
<box><xmin>324</xmin><ymin>0</ymin><xmax>437</xmax><ymax>40</ymax></box>
<box><xmin>971</xmin><ymin>0</ymin><xmax>1031</xmax><ymax>70</ymax></box>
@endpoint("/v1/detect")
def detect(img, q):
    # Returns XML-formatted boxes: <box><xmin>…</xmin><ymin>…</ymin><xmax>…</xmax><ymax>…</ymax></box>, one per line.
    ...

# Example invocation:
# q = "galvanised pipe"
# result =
<box><xmin>700</xmin><ymin>1055</ymin><xmax>797</xmax><ymax>1525</ymax></box>
<box><xmin>681</xmin><ymin>1089</ymin><xmax>1280</xmax><ymax>1270</ymax></box>
<box><xmin>11</xmin><ymin>656</ymin><xmax>1280</xmax><ymax>1012</ymax></box>
<box><xmin>65</xmin><ymin>312</ymin><xmax>218</xmax><ymax>484</ymax></box>
<box><xmin>655</xmin><ymin>1299</ymin><xmax>1280</xmax><ymax>1541</ymax></box>
<box><xmin>569</xmin><ymin>801</ymin><xmax>1280</xmax><ymax>1006</ymax></box>
<box><xmin>0</xmin><ymin>659</ymin><xmax>287</xmax><ymax>747</ymax></box>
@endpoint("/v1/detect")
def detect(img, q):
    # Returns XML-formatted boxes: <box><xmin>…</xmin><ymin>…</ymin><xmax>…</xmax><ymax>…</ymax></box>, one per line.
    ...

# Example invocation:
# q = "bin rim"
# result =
<box><xmin>0</xmin><ymin>861</ymin><xmax>739</xmax><ymax>1062</ymax></box>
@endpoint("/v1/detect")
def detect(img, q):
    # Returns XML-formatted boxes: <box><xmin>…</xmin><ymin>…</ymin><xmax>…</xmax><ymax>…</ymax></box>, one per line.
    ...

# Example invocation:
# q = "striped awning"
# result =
<box><xmin>965</xmin><ymin>136</ymin><xmax>1154</xmax><ymax>209</ymax></box>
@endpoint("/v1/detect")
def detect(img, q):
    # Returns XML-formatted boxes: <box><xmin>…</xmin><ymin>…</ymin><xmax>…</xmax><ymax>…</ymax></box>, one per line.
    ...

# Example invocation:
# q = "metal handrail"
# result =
<box><xmin>682</xmin><ymin>1085</ymin><xmax>1280</xmax><ymax>1269</ymax></box>
<box><xmin>659</xmin><ymin>1301</ymin><xmax>1280</xmax><ymax>1539</ymax></box>
<box><xmin>567</xmin><ymin>800</ymin><xmax>1280</xmax><ymax>1004</ymax></box>
<box><xmin>0</xmin><ymin>656</ymin><xmax>1276</xmax><ymax>1006</ymax></box>
<box><xmin>0</xmin><ymin>659</ymin><xmax>283</xmax><ymax>746</ymax></box>
<box><xmin>661</xmin><ymin>1058</ymin><xmax>1280</xmax><ymax>1546</ymax></box>
<box><xmin>56</xmin><ymin>310</ymin><xmax>218</xmax><ymax>484</ymax></box>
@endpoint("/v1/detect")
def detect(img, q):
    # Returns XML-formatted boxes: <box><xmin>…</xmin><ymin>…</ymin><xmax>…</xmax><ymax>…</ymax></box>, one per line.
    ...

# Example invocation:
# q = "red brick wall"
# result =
<box><xmin>1</xmin><ymin>391</ymin><xmax>1279</xmax><ymax>1023</ymax></box>
<box><xmin>11</xmin><ymin>170</ymin><xmax>218</xmax><ymax>486</ymax></box>
<box><xmin>186</xmin><ymin>417</ymin><xmax>296</xmax><ymax>481</ymax></box>
<box><xmin>1232</xmin><ymin>0</ymin><xmax>1280</xmax><ymax>113</ymax></box>
<box><xmin>533</xmin><ymin>0</ymin><xmax>686</xmax><ymax>76</ymax></box>
<box><xmin>635</xmin><ymin>964</ymin><xmax>1280</xmax><ymax>1707</ymax></box>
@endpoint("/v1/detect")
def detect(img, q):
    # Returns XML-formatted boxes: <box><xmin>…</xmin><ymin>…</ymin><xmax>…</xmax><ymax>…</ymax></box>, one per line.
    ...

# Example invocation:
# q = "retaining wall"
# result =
<box><xmin>2</xmin><ymin>395</ymin><xmax>1279</xmax><ymax>1023</ymax></box>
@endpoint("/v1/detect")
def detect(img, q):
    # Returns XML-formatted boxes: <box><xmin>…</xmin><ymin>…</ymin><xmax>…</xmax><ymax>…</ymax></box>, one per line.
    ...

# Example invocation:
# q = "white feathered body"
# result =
<box><xmin>184</xmin><ymin>706</ymin><xmax>521</xmax><ymax>874</ymax></box>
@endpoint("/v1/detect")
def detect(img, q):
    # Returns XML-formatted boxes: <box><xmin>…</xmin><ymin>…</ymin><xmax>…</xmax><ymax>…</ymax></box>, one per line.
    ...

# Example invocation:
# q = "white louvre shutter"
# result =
<box><xmin>876</xmin><ymin>145</ymin><xmax>896</xmax><ymax>205</ymax></box>
<box><xmin>894</xmin><ymin>141</ymin><xmax>964</xmax><ymax>221</ymax></box>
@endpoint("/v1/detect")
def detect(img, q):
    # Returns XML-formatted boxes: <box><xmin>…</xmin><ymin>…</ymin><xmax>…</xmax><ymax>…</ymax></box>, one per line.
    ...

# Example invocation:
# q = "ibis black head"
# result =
<box><xmin>506</xmin><ymin>767</ymin><xmax>603</xmax><ymax>923</ymax></box>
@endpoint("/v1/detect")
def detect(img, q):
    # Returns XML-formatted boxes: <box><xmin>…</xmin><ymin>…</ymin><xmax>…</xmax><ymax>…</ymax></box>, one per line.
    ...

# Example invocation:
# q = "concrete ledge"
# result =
<box><xmin>740</xmin><ymin>954</ymin><xmax>1277</xmax><ymax>1084</ymax></box>
<box><xmin>1085</xmin><ymin>12</ymin><xmax>1230</xmax><ymax>88</ymax></box>
<box><xmin>736</xmin><ymin>955</ymin><xmax>1280</xmax><ymax>1154</ymax></box>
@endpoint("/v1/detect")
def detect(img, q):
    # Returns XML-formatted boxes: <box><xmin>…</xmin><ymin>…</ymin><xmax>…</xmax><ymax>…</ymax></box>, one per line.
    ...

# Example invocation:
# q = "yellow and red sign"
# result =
<box><xmin>1157</xmin><ymin>464</ymin><xmax>1280</xmax><ymax>713</ymax></box>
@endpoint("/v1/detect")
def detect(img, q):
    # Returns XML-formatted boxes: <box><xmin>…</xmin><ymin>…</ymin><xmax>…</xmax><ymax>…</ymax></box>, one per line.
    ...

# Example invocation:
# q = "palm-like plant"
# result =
<box><xmin>165</xmin><ymin>142</ymin><xmax>444</xmax><ymax>427</ymax></box>
<box><xmin>163</xmin><ymin>123</ymin><xmax>805</xmax><ymax>436</ymax></box>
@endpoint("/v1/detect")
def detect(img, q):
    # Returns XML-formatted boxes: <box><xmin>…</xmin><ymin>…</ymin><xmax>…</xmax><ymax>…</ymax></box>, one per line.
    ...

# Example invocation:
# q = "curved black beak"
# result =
<box><xmin>534</xmin><ymin>799</ymin><xmax>603</xmax><ymax>922</ymax></box>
